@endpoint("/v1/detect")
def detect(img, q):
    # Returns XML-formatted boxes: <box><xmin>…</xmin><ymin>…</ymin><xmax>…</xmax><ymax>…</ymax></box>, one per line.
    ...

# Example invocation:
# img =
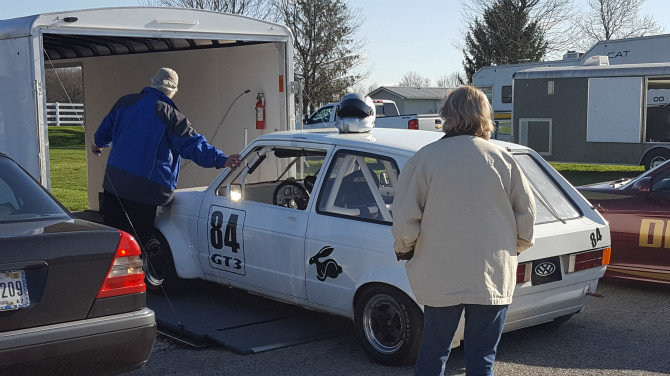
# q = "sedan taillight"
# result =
<box><xmin>97</xmin><ymin>231</ymin><xmax>146</xmax><ymax>298</ymax></box>
<box><xmin>567</xmin><ymin>248</ymin><xmax>611</xmax><ymax>273</ymax></box>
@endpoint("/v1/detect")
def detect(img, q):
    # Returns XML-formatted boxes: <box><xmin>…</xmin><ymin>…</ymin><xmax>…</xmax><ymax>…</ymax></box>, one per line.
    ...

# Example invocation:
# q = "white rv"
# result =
<box><xmin>0</xmin><ymin>7</ymin><xmax>295</xmax><ymax>210</ymax></box>
<box><xmin>473</xmin><ymin>34</ymin><xmax>670</xmax><ymax>141</ymax></box>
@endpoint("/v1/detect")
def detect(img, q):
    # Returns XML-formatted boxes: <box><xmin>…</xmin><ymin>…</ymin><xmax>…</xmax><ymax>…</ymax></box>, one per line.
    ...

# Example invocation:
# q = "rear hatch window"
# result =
<box><xmin>514</xmin><ymin>154</ymin><xmax>581</xmax><ymax>224</ymax></box>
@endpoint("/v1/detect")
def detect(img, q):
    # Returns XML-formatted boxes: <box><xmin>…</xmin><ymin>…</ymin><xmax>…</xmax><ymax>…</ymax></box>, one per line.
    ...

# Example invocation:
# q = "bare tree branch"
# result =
<box><xmin>575</xmin><ymin>0</ymin><xmax>663</xmax><ymax>50</ymax></box>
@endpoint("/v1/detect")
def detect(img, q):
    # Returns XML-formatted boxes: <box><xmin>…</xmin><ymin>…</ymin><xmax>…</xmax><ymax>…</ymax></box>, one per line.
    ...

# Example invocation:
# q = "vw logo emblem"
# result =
<box><xmin>535</xmin><ymin>262</ymin><xmax>556</xmax><ymax>276</ymax></box>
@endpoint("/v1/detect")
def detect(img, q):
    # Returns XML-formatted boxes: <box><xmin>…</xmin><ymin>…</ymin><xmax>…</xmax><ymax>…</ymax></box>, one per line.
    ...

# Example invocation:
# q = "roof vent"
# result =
<box><xmin>562</xmin><ymin>50</ymin><xmax>584</xmax><ymax>60</ymax></box>
<box><xmin>583</xmin><ymin>55</ymin><xmax>609</xmax><ymax>66</ymax></box>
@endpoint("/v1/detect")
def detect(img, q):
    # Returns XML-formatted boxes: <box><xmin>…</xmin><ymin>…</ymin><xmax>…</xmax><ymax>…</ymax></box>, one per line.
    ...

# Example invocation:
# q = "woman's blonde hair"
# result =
<box><xmin>439</xmin><ymin>85</ymin><xmax>494</xmax><ymax>139</ymax></box>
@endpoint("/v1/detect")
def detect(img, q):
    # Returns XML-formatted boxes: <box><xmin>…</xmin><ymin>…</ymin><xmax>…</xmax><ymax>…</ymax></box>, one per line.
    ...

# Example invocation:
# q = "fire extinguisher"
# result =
<box><xmin>255</xmin><ymin>93</ymin><xmax>265</xmax><ymax>129</ymax></box>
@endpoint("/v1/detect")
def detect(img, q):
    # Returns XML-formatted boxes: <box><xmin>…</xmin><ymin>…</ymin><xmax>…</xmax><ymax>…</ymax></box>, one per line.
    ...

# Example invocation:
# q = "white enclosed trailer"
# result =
<box><xmin>0</xmin><ymin>7</ymin><xmax>295</xmax><ymax>210</ymax></box>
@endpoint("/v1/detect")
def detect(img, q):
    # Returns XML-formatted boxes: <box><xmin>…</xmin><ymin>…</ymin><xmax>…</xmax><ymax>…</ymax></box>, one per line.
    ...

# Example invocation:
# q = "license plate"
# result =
<box><xmin>0</xmin><ymin>270</ymin><xmax>30</xmax><ymax>311</ymax></box>
<box><xmin>531</xmin><ymin>256</ymin><xmax>562</xmax><ymax>286</ymax></box>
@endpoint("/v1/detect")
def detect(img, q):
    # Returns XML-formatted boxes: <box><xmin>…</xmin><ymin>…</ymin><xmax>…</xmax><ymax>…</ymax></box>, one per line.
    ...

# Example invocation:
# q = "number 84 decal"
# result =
<box><xmin>208</xmin><ymin>206</ymin><xmax>246</xmax><ymax>275</ymax></box>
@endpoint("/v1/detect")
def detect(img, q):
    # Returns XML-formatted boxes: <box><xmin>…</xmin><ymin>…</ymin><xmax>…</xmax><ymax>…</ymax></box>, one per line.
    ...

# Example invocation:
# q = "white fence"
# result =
<box><xmin>47</xmin><ymin>102</ymin><xmax>84</xmax><ymax>126</ymax></box>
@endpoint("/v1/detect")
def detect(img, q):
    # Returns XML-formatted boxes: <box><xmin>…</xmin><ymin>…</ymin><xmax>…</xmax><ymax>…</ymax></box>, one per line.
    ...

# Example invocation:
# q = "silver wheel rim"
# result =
<box><xmin>143</xmin><ymin>238</ymin><xmax>164</xmax><ymax>287</ymax></box>
<box><xmin>362</xmin><ymin>293</ymin><xmax>405</xmax><ymax>354</ymax></box>
<box><xmin>651</xmin><ymin>156</ymin><xmax>667</xmax><ymax>169</ymax></box>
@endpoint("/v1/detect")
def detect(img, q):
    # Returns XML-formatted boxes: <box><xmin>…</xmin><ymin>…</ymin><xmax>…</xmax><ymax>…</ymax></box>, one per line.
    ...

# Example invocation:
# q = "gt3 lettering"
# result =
<box><xmin>210</xmin><ymin>253</ymin><xmax>242</xmax><ymax>269</ymax></box>
<box><xmin>639</xmin><ymin>218</ymin><xmax>670</xmax><ymax>248</ymax></box>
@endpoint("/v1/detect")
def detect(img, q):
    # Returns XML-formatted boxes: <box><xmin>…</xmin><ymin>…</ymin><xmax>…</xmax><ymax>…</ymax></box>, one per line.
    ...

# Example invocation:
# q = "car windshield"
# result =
<box><xmin>0</xmin><ymin>157</ymin><xmax>70</xmax><ymax>223</ymax></box>
<box><xmin>620</xmin><ymin>160</ymin><xmax>670</xmax><ymax>189</ymax></box>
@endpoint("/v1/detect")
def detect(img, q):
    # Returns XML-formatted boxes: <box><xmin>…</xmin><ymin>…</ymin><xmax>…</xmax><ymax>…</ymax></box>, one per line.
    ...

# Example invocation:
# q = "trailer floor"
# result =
<box><xmin>146</xmin><ymin>281</ymin><xmax>354</xmax><ymax>354</ymax></box>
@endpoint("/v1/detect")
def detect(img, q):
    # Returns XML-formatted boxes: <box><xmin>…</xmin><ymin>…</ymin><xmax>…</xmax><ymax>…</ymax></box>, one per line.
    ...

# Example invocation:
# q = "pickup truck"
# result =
<box><xmin>301</xmin><ymin>99</ymin><xmax>443</xmax><ymax>131</ymax></box>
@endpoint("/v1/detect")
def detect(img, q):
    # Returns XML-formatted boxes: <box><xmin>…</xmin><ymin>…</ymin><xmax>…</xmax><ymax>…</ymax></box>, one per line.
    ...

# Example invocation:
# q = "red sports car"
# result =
<box><xmin>578</xmin><ymin>161</ymin><xmax>670</xmax><ymax>285</ymax></box>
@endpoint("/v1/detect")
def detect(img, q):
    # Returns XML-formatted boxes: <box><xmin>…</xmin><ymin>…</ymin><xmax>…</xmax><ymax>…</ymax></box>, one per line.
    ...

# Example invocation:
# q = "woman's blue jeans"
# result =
<box><xmin>414</xmin><ymin>304</ymin><xmax>509</xmax><ymax>376</ymax></box>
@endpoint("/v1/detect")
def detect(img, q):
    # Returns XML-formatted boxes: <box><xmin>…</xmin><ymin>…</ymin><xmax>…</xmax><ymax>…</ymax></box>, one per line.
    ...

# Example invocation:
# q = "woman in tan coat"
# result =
<box><xmin>392</xmin><ymin>85</ymin><xmax>536</xmax><ymax>376</ymax></box>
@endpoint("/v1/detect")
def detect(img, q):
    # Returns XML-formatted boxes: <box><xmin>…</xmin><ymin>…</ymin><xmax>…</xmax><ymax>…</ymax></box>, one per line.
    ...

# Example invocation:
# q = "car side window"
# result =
<box><xmin>652</xmin><ymin>169</ymin><xmax>670</xmax><ymax>192</ymax></box>
<box><xmin>216</xmin><ymin>146</ymin><xmax>327</xmax><ymax>210</ymax></box>
<box><xmin>316</xmin><ymin>150</ymin><xmax>398</xmax><ymax>223</ymax></box>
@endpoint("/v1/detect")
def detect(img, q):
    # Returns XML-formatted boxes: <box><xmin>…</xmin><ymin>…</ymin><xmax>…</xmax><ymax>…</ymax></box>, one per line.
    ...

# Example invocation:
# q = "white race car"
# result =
<box><xmin>146</xmin><ymin>127</ymin><xmax>611</xmax><ymax>365</ymax></box>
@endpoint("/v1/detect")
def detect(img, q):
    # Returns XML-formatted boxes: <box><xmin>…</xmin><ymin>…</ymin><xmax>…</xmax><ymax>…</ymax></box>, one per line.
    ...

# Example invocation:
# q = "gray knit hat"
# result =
<box><xmin>151</xmin><ymin>67</ymin><xmax>178</xmax><ymax>93</ymax></box>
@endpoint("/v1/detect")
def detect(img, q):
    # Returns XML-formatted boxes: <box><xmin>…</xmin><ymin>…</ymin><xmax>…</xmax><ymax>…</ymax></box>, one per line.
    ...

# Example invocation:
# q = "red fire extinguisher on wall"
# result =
<box><xmin>256</xmin><ymin>93</ymin><xmax>265</xmax><ymax>129</ymax></box>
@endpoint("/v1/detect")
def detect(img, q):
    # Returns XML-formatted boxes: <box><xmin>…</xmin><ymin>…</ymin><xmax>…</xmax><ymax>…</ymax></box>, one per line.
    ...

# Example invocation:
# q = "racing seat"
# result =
<box><xmin>334</xmin><ymin>169</ymin><xmax>379</xmax><ymax>219</ymax></box>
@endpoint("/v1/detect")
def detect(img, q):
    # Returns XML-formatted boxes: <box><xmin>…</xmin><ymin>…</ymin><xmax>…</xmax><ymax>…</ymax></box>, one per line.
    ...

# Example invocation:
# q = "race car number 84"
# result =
<box><xmin>208</xmin><ymin>207</ymin><xmax>245</xmax><ymax>275</ymax></box>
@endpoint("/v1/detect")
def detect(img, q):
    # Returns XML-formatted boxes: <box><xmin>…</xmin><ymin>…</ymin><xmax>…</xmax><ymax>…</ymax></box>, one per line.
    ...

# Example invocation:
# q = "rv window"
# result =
<box><xmin>501</xmin><ymin>86</ymin><xmax>512</xmax><ymax>103</ymax></box>
<box><xmin>514</xmin><ymin>154</ymin><xmax>580</xmax><ymax>224</ymax></box>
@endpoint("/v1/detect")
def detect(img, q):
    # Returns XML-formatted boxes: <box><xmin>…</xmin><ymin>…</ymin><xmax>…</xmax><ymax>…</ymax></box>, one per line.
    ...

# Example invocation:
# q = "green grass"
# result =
<box><xmin>549</xmin><ymin>162</ymin><xmax>644</xmax><ymax>186</ymax></box>
<box><xmin>48</xmin><ymin>126</ymin><xmax>89</xmax><ymax>211</ymax></box>
<box><xmin>47</xmin><ymin>125</ymin><xmax>647</xmax><ymax>211</ymax></box>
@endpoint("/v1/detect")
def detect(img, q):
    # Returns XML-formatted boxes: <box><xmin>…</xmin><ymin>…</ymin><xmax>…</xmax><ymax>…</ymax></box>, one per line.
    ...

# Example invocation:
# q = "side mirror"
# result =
<box><xmin>632</xmin><ymin>176</ymin><xmax>652</xmax><ymax>193</ymax></box>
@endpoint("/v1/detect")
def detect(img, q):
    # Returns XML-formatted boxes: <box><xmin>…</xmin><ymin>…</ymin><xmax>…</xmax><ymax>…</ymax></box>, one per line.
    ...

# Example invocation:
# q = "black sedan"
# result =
<box><xmin>0</xmin><ymin>152</ymin><xmax>156</xmax><ymax>375</ymax></box>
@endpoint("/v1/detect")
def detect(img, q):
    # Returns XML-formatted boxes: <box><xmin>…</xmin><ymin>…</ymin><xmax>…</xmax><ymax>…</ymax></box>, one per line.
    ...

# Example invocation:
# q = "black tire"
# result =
<box><xmin>142</xmin><ymin>230</ymin><xmax>182</xmax><ymax>293</ymax></box>
<box><xmin>642</xmin><ymin>148</ymin><xmax>670</xmax><ymax>171</ymax></box>
<box><xmin>354</xmin><ymin>285</ymin><xmax>423</xmax><ymax>366</ymax></box>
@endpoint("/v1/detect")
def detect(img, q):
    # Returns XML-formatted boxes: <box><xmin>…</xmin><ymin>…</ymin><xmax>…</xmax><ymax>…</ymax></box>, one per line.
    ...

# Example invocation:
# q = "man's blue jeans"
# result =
<box><xmin>414</xmin><ymin>304</ymin><xmax>509</xmax><ymax>376</ymax></box>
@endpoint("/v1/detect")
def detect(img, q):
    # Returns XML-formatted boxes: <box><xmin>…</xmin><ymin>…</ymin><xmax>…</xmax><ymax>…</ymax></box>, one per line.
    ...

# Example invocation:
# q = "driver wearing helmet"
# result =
<box><xmin>335</xmin><ymin>93</ymin><xmax>376</xmax><ymax>133</ymax></box>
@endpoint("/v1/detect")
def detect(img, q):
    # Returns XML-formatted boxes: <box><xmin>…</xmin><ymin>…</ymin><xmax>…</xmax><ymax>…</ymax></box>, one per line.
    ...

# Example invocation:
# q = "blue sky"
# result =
<box><xmin>3</xmin><ymin>0</ymin><xmax>670</xmax><ymax>87</ymax></box>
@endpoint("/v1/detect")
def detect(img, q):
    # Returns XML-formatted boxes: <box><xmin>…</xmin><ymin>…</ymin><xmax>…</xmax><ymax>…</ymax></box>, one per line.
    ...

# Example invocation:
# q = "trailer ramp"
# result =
<box><xmin>146</xmin><ymin>281</ymin><xmax>353</xmax><ymax>354</ymax></box>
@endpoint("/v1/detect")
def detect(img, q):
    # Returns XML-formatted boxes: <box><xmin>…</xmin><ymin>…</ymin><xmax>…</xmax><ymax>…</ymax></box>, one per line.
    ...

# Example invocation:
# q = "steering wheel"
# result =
<box><xmin>273</xmin><ymin>180</ymin><xmax>310</xmax><ymax>210</ymax></box>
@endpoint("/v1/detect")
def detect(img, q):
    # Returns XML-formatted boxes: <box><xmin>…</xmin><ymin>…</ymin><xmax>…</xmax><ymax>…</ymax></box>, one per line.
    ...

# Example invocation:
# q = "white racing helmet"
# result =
<box><xmin>335</xmin><ymin>93</ymin><xmax>376</xmax><ymax>133</ymax></box>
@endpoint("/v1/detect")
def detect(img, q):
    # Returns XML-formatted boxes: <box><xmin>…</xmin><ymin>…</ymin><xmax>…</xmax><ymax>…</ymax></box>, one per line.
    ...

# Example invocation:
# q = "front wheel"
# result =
<box><xmin>354</xmin><ymin>285</ymin><xmax>423</xmax><ymax>366</ymax></box>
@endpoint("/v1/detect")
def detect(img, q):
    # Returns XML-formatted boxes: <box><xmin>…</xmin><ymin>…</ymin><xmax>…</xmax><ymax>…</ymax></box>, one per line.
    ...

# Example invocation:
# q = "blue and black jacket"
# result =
<box><xmin>94</xmin><ymin>87</ymin><xmax>228</xmax><ymax>206</ymax></box>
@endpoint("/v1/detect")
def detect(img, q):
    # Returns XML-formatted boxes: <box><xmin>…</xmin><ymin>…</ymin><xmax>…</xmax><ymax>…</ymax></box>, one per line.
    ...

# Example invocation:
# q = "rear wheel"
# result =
<box><xmin>142</xmin><ymin>230</ymin><xmax>181</xmax><ymax>292</ymax></box>
<box><xmin>354</xmin><ymin>285</ymin><xmax>423</xmax><ymax>366</ymax></box>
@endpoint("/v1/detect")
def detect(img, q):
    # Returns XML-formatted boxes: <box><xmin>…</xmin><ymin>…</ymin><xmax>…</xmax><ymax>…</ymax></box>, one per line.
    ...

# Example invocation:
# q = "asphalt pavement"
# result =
<box><xmin>125</xmin><ymin>279</ymin><xmax>670</xmax><ymax>376</ymax></box>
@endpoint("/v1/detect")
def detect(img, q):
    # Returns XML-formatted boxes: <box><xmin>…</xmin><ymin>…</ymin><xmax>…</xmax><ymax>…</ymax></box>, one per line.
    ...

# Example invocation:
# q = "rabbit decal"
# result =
<box><xmin>309</xmin><ymin>246</ymin><xmax>343</xmax><ymax>281</ymax></box>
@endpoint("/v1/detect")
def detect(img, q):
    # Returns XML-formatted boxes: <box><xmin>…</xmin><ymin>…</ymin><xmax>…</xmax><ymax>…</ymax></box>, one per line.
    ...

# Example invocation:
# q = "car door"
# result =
<box><xmin>305</xmin><ymin>149</ymin><xmax>402</xmax><ymax>313</ymax></box>
<box><xmin>198</xmin><ymin>142</ymin><xmax>331</xmax><ymax>299</ymax></box>
<box><xmin>607</xmin><ymin>165</ymin><xmax>670</xmax><ymax>274</ymax></box>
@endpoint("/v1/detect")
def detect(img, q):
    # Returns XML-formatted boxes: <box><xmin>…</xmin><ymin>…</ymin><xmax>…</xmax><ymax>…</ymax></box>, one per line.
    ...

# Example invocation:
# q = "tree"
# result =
<box><xmin>141</xmin><ymin>0</ymin><xmax>275</xmax><ymax>19</ymax></box>
<box><xmin>45</xmin><ymin>67</ymin><xmax>83</xmax><ymax>103</ymax></box>
<box><xmin>276</xmin><ymin>0</ymin><xmax>368</xmax><ymax>114</ymax></box>
<box><xmin>576</xmin><ymin>0</ymin><xmax>663</xmax><ymax>49</ymax></box>
<box><xmin>436</xmin><ymin>72</ymin><xmax>465</xmax><ymax>88</ymax></box>
<box><xmin>398</xmin><ymin>71</ymin><xmax>431</xmax><ymax>87</ymax></box>
<box><xmin>462</xmin><ymin>0</ymin><xmax>549</xmax><ymax>83</ymax></box>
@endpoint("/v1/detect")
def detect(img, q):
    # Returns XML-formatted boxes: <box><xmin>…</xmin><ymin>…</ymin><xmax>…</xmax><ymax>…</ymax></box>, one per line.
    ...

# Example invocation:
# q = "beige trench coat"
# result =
<box><xmin>392</xmin><ymin>135</ymin><xmax>536</xmax><ymax>307</ymax></box>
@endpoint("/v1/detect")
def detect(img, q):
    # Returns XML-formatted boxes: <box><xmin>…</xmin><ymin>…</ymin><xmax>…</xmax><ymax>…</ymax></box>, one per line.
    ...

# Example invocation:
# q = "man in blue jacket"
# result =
<box><xmin>92</xmin><ymin>67</ymin><xmax>241</xmax><ymax>246</ymax></box>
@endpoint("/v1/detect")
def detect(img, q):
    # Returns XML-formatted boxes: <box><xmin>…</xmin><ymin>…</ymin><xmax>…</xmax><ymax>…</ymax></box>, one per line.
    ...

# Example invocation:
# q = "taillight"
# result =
<box><xmin>516</xmin><ymin>262</ymin><xmax>531</xmax><ymax>284</ymax></box>
<box><xmin>408</xmin><ymin>119</ymin><xmax>419</xmax><ymax>130</ymax></box>
<box><xmin>567</xmin><ymin>248</ymin><xmax>611</xmax><ymax>273</ymax></box>
<box><xmin>97</xmin><ymin>230</ymin><xmax>146</xmax><ymax>298</ymax></box>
